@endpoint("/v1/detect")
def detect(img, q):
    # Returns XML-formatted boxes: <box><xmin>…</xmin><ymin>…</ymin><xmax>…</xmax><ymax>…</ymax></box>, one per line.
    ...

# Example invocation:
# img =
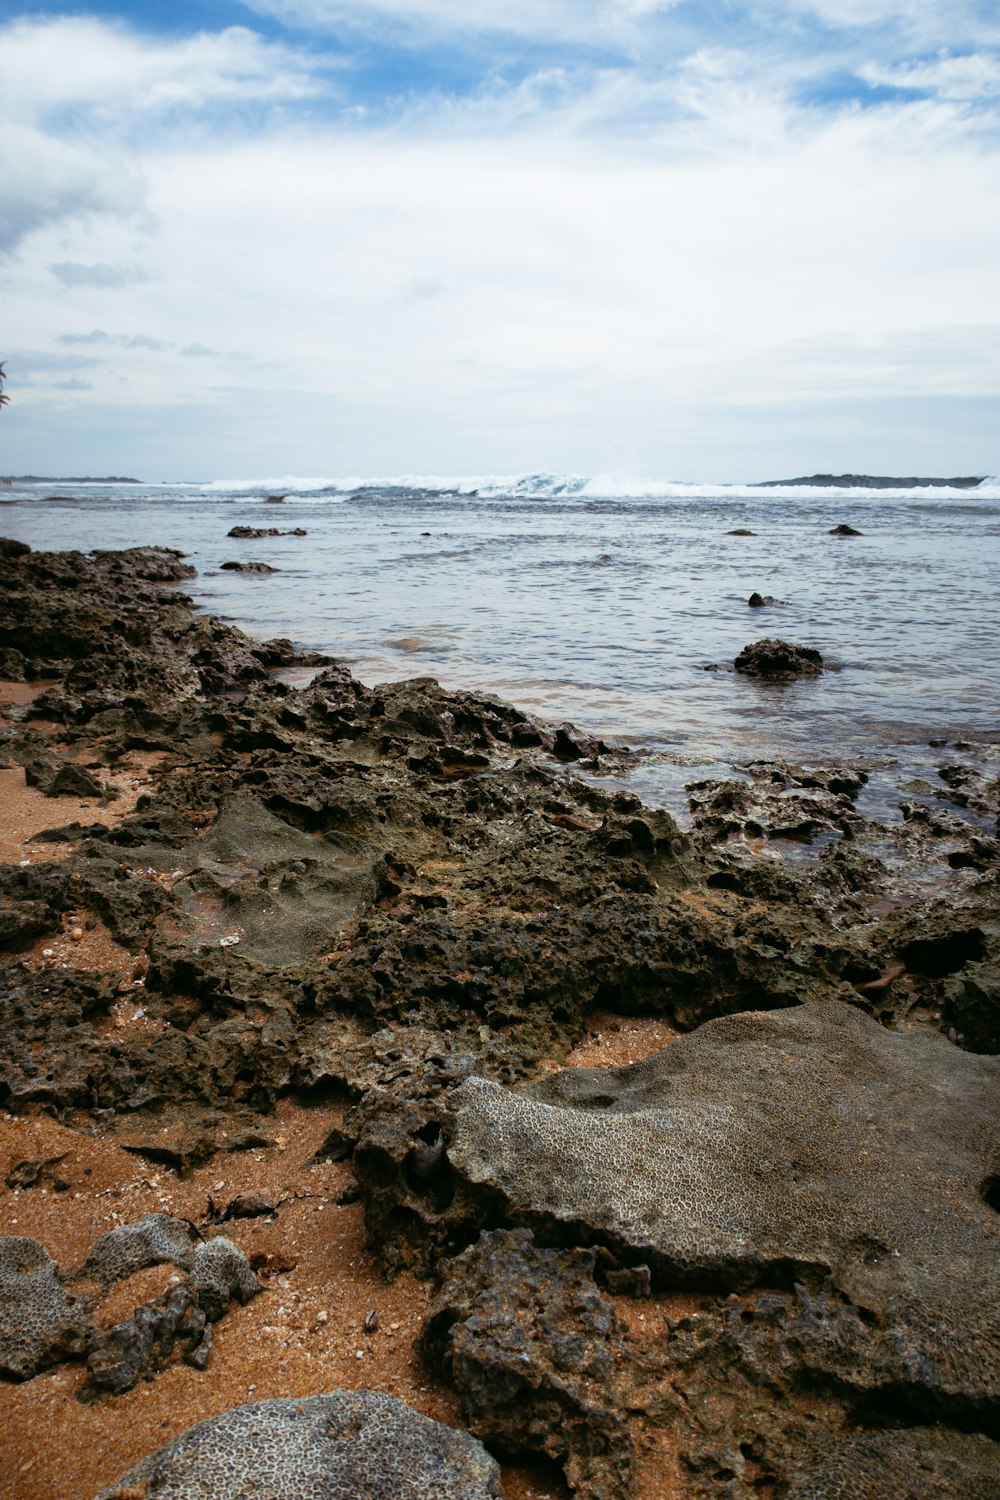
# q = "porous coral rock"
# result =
<box><xmin>78</xmin><ymin>1213</ymin><xmax>199</xmax><ymax>1287</ymax></box>
<box><xmin>187</xmin><ymin>1234</ymin><xmax>261</xmax><ymax>1320</ymax></box>
<box><xmin>784</xmin><ymin>1426</ymin><xmax>1000</xmax><ymax>1498</ymax></box>
<box><xmin>0</xmin><ymin>1235</ymin><xmax>91</xmax><ymax>1378</ymax></box>
<box><xmin>733</xmin><ymin>639</ymin><xmax>823</xmax><ymax>677</ymax></box>
<box><xmin>91</xmin><ymin>1389</ymin><xmax>503</xmax><ymax>1499</ymax></box>
<box><xmin>359</xmin><ymin>1002</ymin><xmax>999</xmax><ymax>1414</ymax></box>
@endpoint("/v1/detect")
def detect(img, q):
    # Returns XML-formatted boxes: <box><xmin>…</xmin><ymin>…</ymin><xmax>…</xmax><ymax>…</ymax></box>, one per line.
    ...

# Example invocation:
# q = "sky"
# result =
<box><xmin>1</xmin><ymin>0</ymin><xmax>998</xmax><ymax>482</ymax></box>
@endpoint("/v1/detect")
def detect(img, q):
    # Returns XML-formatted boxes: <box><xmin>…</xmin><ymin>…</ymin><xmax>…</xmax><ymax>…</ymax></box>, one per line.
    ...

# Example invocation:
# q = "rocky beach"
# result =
<box><xmin>1</xmin><ymin>535</ymin><xmax>998</xmax><ymax>1499</ymax></box>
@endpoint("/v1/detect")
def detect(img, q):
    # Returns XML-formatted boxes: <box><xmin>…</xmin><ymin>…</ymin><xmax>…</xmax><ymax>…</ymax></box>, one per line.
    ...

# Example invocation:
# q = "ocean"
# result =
<box><xmin>3</xmin><ymin>473</ymin><xmax>999</xmax><ymax>818</ymax></box>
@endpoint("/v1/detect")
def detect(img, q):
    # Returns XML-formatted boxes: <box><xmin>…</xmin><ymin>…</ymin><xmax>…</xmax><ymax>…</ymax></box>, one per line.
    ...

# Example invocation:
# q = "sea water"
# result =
<box><xmin>3</xmin><ymin>474</ymin><xmax>999</xmax><ymax>814</ymax></box>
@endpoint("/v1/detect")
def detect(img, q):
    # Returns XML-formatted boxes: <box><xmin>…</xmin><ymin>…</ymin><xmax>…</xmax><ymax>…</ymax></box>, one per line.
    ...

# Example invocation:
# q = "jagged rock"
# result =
<box><xmin>828</xmin><ymin>523</ymin><xmax>862</xmax><ymax>536</ymax></box>
<box><xmin>0</xmin><ymin>1237</ymin><xmax>91</xmax><ymax>1378</ymax></box>
<box><xmin>747</xmin><ymin>592</ymin><xmax>778</xmax><ymax>607</ymax></box>
<box><xmin>91</xmin><ymin>1390</ymin><xmax>503</xmax><ymax>1498</ymax></box>
<box><xmin>421</xmin><ymin>1229</ymin><xmax>634</xmax><ymax>1499</ymax></box>
<box><xmin>734</xmin><ymin>639</ymin><xmax>823</xmax><ymax>677</ymax></box>
<box><xmin>84</xmin><ymin>1282</ymin><xmax>212</xmax><ymax>1396</ymax></box>
<box><xmin>5</xmin><ymin>1155</ymin><xmax>70</xmax><ymax>1191</ymax></box>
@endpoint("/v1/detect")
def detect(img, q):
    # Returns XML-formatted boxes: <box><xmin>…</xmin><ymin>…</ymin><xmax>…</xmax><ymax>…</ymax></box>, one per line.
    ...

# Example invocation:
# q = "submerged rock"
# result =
<box><xmin>734</xmin><ymin>638</ymin><xmax>823</xmax><ymax>677</ymax></box>
<box><xmin>227</xmin><ymin>525</ymin><xmax>307</xmax><ymax>538</ymax></box>
<box><xmin>220</xmin><ymin>560</ymin><xmax>280</xmax><ymax>573</ymax></box>
<box><xmin>91</xmin><ymin>1390</ymin><xmax>503</xmax><ymax>1499</ymax></box>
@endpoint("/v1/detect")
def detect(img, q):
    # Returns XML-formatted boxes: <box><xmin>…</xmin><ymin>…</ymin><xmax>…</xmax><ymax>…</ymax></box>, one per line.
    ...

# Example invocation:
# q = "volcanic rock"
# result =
<box><xmin>421</xmin><ymin>1228</ymin><xmax>634</xmax><ymax>1499</ymax></box>
<box><xmin>227</xmin><ymin>526</ymin><xmax>307</xmax><ymax>538</ymax></box>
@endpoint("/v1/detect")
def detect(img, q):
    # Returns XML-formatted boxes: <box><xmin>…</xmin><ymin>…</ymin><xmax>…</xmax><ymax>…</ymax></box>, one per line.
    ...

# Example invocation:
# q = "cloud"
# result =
<box><xmin>0</xmin><ymin>18</ymin><xmax>325</xmax><ymax>124</ymax></box>
<box><xmin>59</xmin><ymin>331</ymin><xmax>171</xmax><ymax>351</ymax></box>
<box><xmin>0</xmin><ymin>121</ymin><xmax>143</xmax><ymax>256</ymax></box>
<box><xmin>1</xmin><ymin>11</ymin><xmax>997</xmax><ymax>478</ymax></box>
<box><xmin>0</xmin><ymin>16</ymin><xmax>329</xmax><ymax>255</ymax></box>
<box><xmin>52</xmin><ymin>377</ymin><xmax>94</xmax><ymax>392</ymax></box>
<box><xmin>860</xmin><ymin>52</ymin><xmax>1000</xmax><ymax>102</ymax></box>
<box><xmin>50</xmin><ymin>261</ymin><xmax>153</xmax><ymax>289</ymax></box>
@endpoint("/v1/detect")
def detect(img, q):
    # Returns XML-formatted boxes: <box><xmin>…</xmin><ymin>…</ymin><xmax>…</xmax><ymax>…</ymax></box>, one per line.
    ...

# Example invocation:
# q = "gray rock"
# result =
<box><xmin>91</xmin><ymin>1390</ymin><xmax>503</xmax><ymax>1498</ymax></box>
<box><xmin>0</xmin><ymin>1236</ymin><xmax>91</xmax><ymax>1379</ymax></box>
<box><xmin>785</xmin><ymin>1426</ymin><xmax>1000</xmax><ymax>1498</ymax></box>
<box><xmin>220</xmin><ymin>559</ymin><xmax>279</xmax><ymax>573</ymax></box>
<box><xmin>187</xmin><ymin>1235</ymin><xmax>261</xmax><ymax>1320</ymax></box>
<box><xmin>84</xmin><ymin>1281</ymin><xmax>211</xmax><ymax>1396</ymax></box>
<box><xmin>435</xmin><ymin>1003</ymin><xmax>1000</xmax><ymax>1407</ymax></box>
<box><xmin>78</xmin><ymin>1213</ymin><xmax>199</xmax><ymax>1287</ymax></box>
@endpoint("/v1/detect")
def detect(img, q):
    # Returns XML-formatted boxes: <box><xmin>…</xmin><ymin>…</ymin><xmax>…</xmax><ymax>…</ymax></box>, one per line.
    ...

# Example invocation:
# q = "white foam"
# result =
<box><xmin>196</xmin><ymin>472</ymin><xmax>1000</xmax><ymax>502</ymax></box>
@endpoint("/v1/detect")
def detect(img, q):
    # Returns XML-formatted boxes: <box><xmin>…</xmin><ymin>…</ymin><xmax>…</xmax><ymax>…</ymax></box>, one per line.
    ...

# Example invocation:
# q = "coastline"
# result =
<box><xmin>1</xmin><ymin>538</ymin><xmax>998</xmax><ymax>1499</ymax></box>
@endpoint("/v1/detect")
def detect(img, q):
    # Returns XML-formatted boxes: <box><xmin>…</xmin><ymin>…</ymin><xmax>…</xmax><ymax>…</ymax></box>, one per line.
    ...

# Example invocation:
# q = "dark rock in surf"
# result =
<box><xmin>552</xmin><ymin>722</ymin><xmax>607</xmax><ymax>762</ymax></box>
<box><xmin>747</xmin><ymin>592</ymin><xmax>778</xmax><ymax>608</ymax></box>
<box><xmin>220</xmin><ymin>560</ymin><xmax>279</xmax><ymax>573</ymax></box>
<box><xmin>734</xmin><ymin>638</ymin><xmax>823</xmax><ymax>677</ymax></box>
<box><xmin>829</xmin><ymin>523</ymin><xmax>862</xmax><ymax>536</ymax></box>
<box><xmin>727</xmin><ymin>529</ymin><xmax>755</xmax><ymax>536</ymax></box>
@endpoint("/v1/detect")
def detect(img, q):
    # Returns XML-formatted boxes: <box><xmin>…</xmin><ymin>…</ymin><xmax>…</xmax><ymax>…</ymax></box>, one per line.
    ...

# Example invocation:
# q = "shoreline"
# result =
<box><xmin>1</xmin><ymin>537</ymin><xmax>998</xmax><ymax>1499</ymax></box>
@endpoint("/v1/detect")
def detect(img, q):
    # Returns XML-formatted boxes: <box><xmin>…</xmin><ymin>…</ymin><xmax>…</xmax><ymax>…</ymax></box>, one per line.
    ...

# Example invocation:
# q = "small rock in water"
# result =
<box><xmin>829</xmin><ymin>522</ymin><xmax>862</xmax><ymax>536</ymax></box>
<box><xmin>734</xmin><ymin>638</ymin><xmax>823</xmax><ymax>677</ymax></box>
<box><xmin>748</xmin><ymin>592</ymin><xmax>779</xmax><ymax>607</ymax></box>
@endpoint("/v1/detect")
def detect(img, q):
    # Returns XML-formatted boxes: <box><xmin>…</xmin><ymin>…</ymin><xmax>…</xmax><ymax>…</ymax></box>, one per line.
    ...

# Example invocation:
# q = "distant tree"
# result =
<box><xmin>0</xmin><ymin>362</ymin><xmax>8</xmax><ymax>408</ymax></box>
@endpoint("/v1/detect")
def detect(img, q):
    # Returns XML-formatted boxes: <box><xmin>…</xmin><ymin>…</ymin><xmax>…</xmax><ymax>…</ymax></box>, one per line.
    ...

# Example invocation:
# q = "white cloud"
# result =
<box><xmin>860</xmin><ymin>52</ymin><xmax>1000</xmax><ymax>101</ymax></box>
<box><xmin>0</xmin><ymin>18</ymin><xmax>323</xmax><ymax>123</ymax></box>
<box><xmin>0</xmin><ymin>121</ymin><xmax>143</xmax><ymax>254</ymax></box>
<box><xmin>1</xmin><ymin>13</ymin><xmax>997</xmax><ymax>477</ymax></box>
<box><xmin>0</xmin><ymin>17</ymin><xmax>328</xmax><ymax>255</ymax></box>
